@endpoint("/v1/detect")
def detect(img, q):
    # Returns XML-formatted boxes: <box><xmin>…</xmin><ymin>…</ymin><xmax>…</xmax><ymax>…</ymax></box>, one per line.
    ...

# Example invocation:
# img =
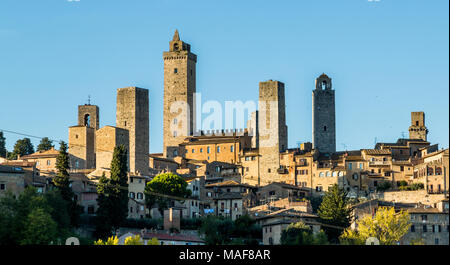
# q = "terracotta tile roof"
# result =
<box><xmin>21</xmin><ymin>148</ymin><xmax>59</xmax><ymax>159</ymax></box>
<box><xmin>362</xmin><ymin>149</ymin><xmax>391</xmax><ymax>155</ymax></box>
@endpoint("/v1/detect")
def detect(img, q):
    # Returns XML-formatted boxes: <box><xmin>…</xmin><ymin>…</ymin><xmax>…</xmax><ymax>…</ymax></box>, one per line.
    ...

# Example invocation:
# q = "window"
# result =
<box><xmin>348</xmin><ymin>163</ymin><xmax>352</xmax><ymax>170</ymax></box>
<box><xmin>137</xmin><ymin>193</ymin><xmax>144</xmax><ymax>200</ymax></box>
<box><xmin>421</xmin><ymin>215</ymin><xmax>428</xmax><ymax>221</ymax></box>
<box><xmin>173</xmin><ymin>131</ymin><xmax>177</xmax><ymax>137</ymax></box>
<box><xmin>411</xmin><ymin>225</ymin><xmax>415</xmax><ymax>232</ymax></box>
<box><xmin>130</xmin><ymin>207</ymin><xmax>133</xmax><ymax>213</ymax></box>
<box><xmin>268</xmin><ymin>168</ymin><xmax>271</xmax><ymax>173</ymax></box>
<box><xmin>47</xmin><ymin>160</ymin><xmax>51</xmax><ymax>166</ymax></box>
<box><xmin>75</xmin><ymin>160</ymin><xmax>79</xmax><ymax>169</ymax></box>
<box><xmin>173</xmin><ymin>150</ymin><xmax>178</xmax><ymax>157</ymax></box>
<box><xmin>192</xmin><ymin>149</ymin><xmax>195</xmax><ymax>153</ymax></box>
<box><xmin>207</xmin><ymin>147</ymin><xmax>210</xmax><ymax>153</ymax></box>
<box><xmin>200</xmin><ymin>148</ymin><xmax>203</xmax><ymax>153</ymax></box>
<box><xmin>316</xmin><ymin>186</ymin><xmax>323</xmax><ymax>192</ymax></box>
<box><xmin>319</xmin><ymin>172</ymin><xmax>324</xmax><ymax>177</ymax></box>
<box><xmin>217</xmin><ymin>146</ymin><xmax>220</xmax><ymax>153</ymax></box>
<box><xmin>384</xmin><ymin>172</ymin><xmax>390</xmax><ymax>177</ymax></box>
<box><xmin>326</xmin><ymin>171</ymin><xmax>331</xmax><ymax>177</ymax></box>
<box><xmin>436</xmin><ymin>167</ymin><xmax>442</xmax><ymax>175</ymax></box>
<box><xmin>190</xmin><ymin>69</ymin><xmax>193</xmax><ymax>76</ymax></box>
<box><xmin>0</xmin><ymin>183</ymin><xmax>5</xmax><ymax>190</ymax></box>
<box><xmin>173</xmin><ymin>118</ymin><xmax>177</xmax><ymax>125</ymax></box>
<box><xmin>215</xmin><ymin>166</ymin><xmax>221</xmax><ymax>173</ymax></box>
<box><xmin>423</xmin><ymin>225</ymin><xmax>428</xmax><ymax>232</ymax></box>
<box><xmin>174</xmin><ymin>68</ymin><xmax>178</xmax><ymax>74</ymax></box>
<box><xmin>435</xmin><ymin>238</ymin><xmax>439</xmax><ymax>245</ymax></box>
<box><xmin>84</xmin><ymin>114</ymin><xmax>90</xmax><ymax>127</ymax></box>
<box><xmin>324</xmin><ymin>126</ymin><xmax>327</xmax><ymax>132</ymax></box>
<box><xmin>400</xmin><ymin>166</ymin><xmax>404</xmax><ymax>172</ymax></box>
<box><xmin>230</xmin><ymin>146</ymin><xmax>234</xmax><ymax>152</ymax></box>
<box><xmin>353</xmin><ymin>173</ymin><xmax>358</xmax><ymax>180</ymax></box>
<box><xmin>359</xmin><ymin>163</ymin><xmax>363</xmax><ymax>169</ymax></box>
<box><xmin>129</xmin><ymin>192</ymin><xmax>135</xmax><ymax>199</ymax></box>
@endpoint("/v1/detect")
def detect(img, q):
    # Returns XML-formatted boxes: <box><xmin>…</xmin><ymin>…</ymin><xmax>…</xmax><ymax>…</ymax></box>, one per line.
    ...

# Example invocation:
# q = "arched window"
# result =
<box><xmin>326</xmin><ymin>171</ymin><xmax>331</xmax><ymax>177</ymax></box>
<box><xmin>338</xmin><ymin>171</ymin><xmax>344</xmax><ymax>177</ymax></box>
<box><xmin>319</xmin><ymin>172</ymin><xmax>324</xmax><ymax>177</ymax></box>
<box><xmin>321</xmin><ymin>81</ymin><xmax>327</xmax><ymax>90</ymax></box>
<box><xmin>435</xmin><ymin>167</ymin><xmax>442</xmax><ymax>175</ymax></box>
<box><xmin>173</xmin><ymin>43</ymin><xmax>179</xmax><ymax>51</ymax></box>
<box><xmin>84</xmin><ymin>114</ymin><xmax>90</xmax><ymax>127</ymax></box>
<box><xmin>332</xmin><ymin>171</ymin><xmax>338</xmax><ymax>177</ymax></box>
<box><xmin>353</xmin><ymin>173</ymin><xmax>358</xmax><ymax>180</ymax></box>
<box><xmin>427</xmin><ymin>167</ymin><xmax>434</xmax><ymax>176</ymax></box>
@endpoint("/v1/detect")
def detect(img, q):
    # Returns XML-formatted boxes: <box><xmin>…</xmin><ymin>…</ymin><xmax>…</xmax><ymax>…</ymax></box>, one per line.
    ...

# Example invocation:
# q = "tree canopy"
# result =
<box><xmin>37</xmin><ymin>137</ymin><xmax>54</xmax><ymax>152</ymax></box>
<box><xmin>280</xmin><ymin>222</ymin><xmax>329</xmax><ymax>245</ymax></box>
<box><xmin>0</xmin><ymin>131</ymin><xmax>6</xmax><ymax>158</ymax></box>
<box><xmin>144</xmin><ymin>172</ymin><xmax>191</xmax><ymax>214</ymax></box>
<box><xmin>340</xmin><ymin>207</ymin><xmax>411</xmax><ymax>245</ymax></box>
<box><xmin>317</xmin><ymin>184</ymin><xmax>353</xmax><ymax>243</ymax></box>
<box><xmin>95</xmin><ymin>145</ymin><xmax>129</xmax><ymax>239</ymax></box>
<box><xmin>8</xmin><ymin>138</ymin><xmax>34</xmax><ymax>159</ymax></box>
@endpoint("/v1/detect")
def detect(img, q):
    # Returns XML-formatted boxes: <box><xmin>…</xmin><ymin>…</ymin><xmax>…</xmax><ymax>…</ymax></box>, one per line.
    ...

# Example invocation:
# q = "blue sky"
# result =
<box><xmin>0</xmin><ymin>0</ymin><xmax>448</xmax><ymax>153</ymax></box>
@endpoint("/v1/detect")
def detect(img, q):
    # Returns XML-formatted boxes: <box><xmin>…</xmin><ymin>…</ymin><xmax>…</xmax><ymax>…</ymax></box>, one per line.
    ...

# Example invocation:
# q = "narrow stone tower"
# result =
<box><xmin>312</xmin><ymin>73</ymin><xmax>336</xmax><ymax>154</ymax></box>
<box><xmin>116</xmin><ymin>87</ymin><xmax>149</xmax><ymax>175</ymax></box>
<box><xmin>163</xmin><ymin>30</ymin><xmax>197</xmax><ymax>158</ymax></box>
<box><xmin>409</xmin><ymin>111</ymin><xmax>428</xmax><ymax>141</ymax></box>
<box><xmin>68</xmin><ymin>104</ymin><xmax>99</xmax><ymax>169</ymax></box>
<box><xmin>257</xmin><ymin>80</ymin><xmax>288</xmax><ymax>185</ymax></box>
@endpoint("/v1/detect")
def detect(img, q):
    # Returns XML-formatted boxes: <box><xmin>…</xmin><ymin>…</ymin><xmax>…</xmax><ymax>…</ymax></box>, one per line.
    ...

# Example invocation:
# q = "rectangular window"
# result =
<box><xmin>348</xmin><ymin>163</ymin><xmax>352</xmax><ymax>170</ymax></box>
<box><xmin>359</xmin><ymin>163</ymin><xmax>363</xmax><ymax>169</ymax></box>
<box><xmin>423</xmin><ymin>225</ymin><xmax>428</xmax><ymax>232</ymax></box>
<box><xmin>0</xmin><ymin>183</ymin><xmax>5</xmax><ymax>190</ymax></box>
<box><xmin>411</xmin><ymin>225</ymin><xmax>415</xmax><ymax>232</ymax></box>
<box><xmin>230</xmin><ymin>146</ymin><xmax>234</xmax><ymax>152</ymax></box>
<box><xmin>200</xmin><ymin>148</ymin><xmax>203</xmax><ymax>153</ymax></box>
<box><xmin>207</xmin><ymin>147</ymin><xmax>210</xmax><ymax>153</ymax></box>
<box><xmin>400</xmin><ymin>166</ymin><xmax>404</xmax><ymax>172</ymax></box>
<box><xmin>192</xmin><ymin>149</ymin><xmax>195</xmax><ymax>153</ymax></box>
<box><xmin>217</xmin><ymin>146</ymin><xmax>220</xmax><ymax>153</ymax></box>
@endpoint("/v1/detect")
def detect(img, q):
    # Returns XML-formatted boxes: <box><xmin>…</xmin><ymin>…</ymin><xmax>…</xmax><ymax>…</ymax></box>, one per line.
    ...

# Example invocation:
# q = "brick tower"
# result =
<box><xmin>257</xmin><ymin>80</ymin><xmax>288</xmax><ymax>185</ymax></box>
<box><xmin>409</xmin><ymin>111</ymin><xmax>428</xmax><ymax>141</ymax></box>
<box><xmin>116</xmin><ymin>87</ymin><xmax>149</xmax><ymax>175</ymax></box>
<box><xmin>163</xmin><ymin>30</ymin><xmax>197</xmax><ymax>158</ymax></box>
<box><xmin>68</xmin><ymin>104</ymin><xmax>99</xmax><ymax>169</ymax></box>
<box><xmin>312</xmin><ymin>73</ymin><xmax>336</xmax><ymax>154</ymax></box>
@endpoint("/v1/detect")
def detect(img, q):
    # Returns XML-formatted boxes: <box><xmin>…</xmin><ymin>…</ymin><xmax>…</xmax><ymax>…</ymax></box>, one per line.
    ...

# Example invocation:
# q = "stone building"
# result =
<box><xmin>94</xmin><ymin>126</ymin><xmax>129</xmax><ymax>172</ymax></box>
<box><xmin>312</xmin><ymin>73</ymin><xmax>336</xmax><ymax>154</ymax></box>
<box><xmin>20</xmin><ymin>148</ymin><xmax>60</xmax><ymax>176</ymax></box>
<box><xmin>409</xmin><ymin>111</ymin><xmax>428</xmax><ymax>141</ymax></box>
<box><xmin>257</xmin><ymin>80</ymin><xmax>288</xmax><ymax>185</ymax></box>
<box><xmin>116</xmin><ymin>86</ymin><xmax>149</xmax><ymax>175</ymax></box>
<box><xmin>68</xmin><ymin>104</ymin><xmax>99</xmax><ymax>170</ymax></box>
<box><xmin>163</xmin><ymin>30</ymin><xmax>197</xmax><ymax>158</ymax></box>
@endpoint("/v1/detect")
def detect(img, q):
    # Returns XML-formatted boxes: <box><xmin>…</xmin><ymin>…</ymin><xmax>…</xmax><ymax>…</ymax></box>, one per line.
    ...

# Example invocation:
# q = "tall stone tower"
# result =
<box><xmin>116</xmin><ymin>87</ymin><xmax>149</xmax><ymax>175</ymax></box>
<box><xmin>163</xmin><ymin>30</ymin><xmax>197</xmax><ymax>158</ymax></box>
<box><xmin>312</xmin><ymin>73</ymin><xmax>336</xmax><ymax>154</ymax></box>
<box><xmin>68</xmin><ymin>104</ymin><xmax>99</xmax><ymax>169</ymax></box>
<box><xmin>257</xmin><ymin>80</ymin><xmax>288</xmax><ymax>185</ymax></box>
<box><xmin>409</xmin><ymin>111</ymin><xmax>428</xmax><ymax>141</ymax></box>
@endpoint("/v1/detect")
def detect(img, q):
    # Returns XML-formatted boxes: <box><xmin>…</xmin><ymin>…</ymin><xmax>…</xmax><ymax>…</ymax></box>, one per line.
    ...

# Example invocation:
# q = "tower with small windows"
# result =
<box><xmin>409</xmin><ymin>111</ymin><xmax>428</xmax><ymax>141</ymax></box>
<box><xmin>163</xmin><ymin>30</ymin><xmax>197</xmax><ymax>158</ymax></box>
<box><xmin>312</xmin><ymin>73</ymin><xmax>336</xmax><ymax>154</ymax></box>
<box><xmin>68</xmin><ymin>103</ymin><xmax>99</xmax><ymax>169</ymax></box>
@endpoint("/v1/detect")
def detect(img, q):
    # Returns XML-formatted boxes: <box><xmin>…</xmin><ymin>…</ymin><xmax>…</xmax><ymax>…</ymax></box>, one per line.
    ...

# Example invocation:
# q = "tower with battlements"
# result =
<box><xmin>409</xmin><ymin>111</ymin><xmax>428</xmax><ymax>141</ymax></box>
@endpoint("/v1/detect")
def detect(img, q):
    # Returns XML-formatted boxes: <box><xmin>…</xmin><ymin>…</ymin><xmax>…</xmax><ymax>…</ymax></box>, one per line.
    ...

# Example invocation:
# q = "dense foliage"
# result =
<box><xmin>280</xmin><ymin>222</ymin><xmax>329</xmax><ymax>245</ymax></box>
<box><xmin>8</xmin><ymin>137</ymin><xmax>34</xmax><ymax>160</ymax></box>
<box><xmin>144</xmin><ymin>172</ymin><xmax>191</xmax><ymax>214</ymax></box>
<box><xmin>94</xmin><ymin>145</ymin><xmax>129</xmax><ymax>239</ymax></box>
<box><xmin>37</xmin><ymin>137</ymin><xmax>54</xmax><ymax>152</ymax></box>
<box><xmin>317</xmin><ymin>184</ymin><xmax>352</xmax><ymax>243</ymax></box>
<box><xmin>0</xmin><ymin>187</ymin><xmax>80</xmax><ymax>245</ymax></box>
<box><xmin>199</xmin><ymin>215</ymin><xmax>262</xmax><ymax>245</ymax></box>
<box><xmin>340</xmin><ymin>207</ymin><xmax>411</xmax><ymax>245</ymax></box>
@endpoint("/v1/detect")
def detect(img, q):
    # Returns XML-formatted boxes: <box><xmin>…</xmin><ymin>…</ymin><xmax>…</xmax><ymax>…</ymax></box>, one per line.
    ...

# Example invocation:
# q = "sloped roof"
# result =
<box><xmin>21</xmin><ymin>148</ymin><xmax>59</xmax><ymax>159</ymax></box>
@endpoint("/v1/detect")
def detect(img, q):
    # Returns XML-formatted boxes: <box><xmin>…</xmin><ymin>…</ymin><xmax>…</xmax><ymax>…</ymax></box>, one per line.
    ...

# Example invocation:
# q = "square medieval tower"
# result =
<box><xmin>163</xmin><ymin>30</ymin><xmax>197</xmax><ymax>158</ymax></box>
<box><xmin>116</xmin><ymin>87</ymin><xmax>149</xmax><ymax>175</ymax></box>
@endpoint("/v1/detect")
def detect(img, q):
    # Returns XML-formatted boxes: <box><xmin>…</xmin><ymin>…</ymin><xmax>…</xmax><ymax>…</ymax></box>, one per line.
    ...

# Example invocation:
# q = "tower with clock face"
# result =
<box><xmin>163</xmin><ymin>30</ymin><xmax>197</xmax><ymax>158</ymax></box>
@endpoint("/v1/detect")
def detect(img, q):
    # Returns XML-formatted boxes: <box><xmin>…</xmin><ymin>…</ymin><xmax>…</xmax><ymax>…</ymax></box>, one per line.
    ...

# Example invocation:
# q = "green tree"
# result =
<box><xmin>317</xmin><ymin>184</ymin><xmax>352</xmax><ymax>243</ymax></box>
<box><xmin>339</xmin><ymin>207</ymin><xmax>411</xmax><ymax>245</ymax></box>
<box><xmin>53</xmin><ymin>141</ymin><xmax>82</xmax><ymax>227</ymax></box>
<box><xmin>95</xmin><ymin>145</ymin><xmax>129</xmax><ymax>239</ymax></box>
<box><xmin>199</xmin><ymin>215</ymin><xmax>234</xmax><ymax>245</ymax></box>
<box><xmin>37</xmin><ymin>137</ymin><xmax>54</xmax><ymax>152</ymax></box>
<box><xmin>0</xmin><ymin>131</ymin><xmax>7</xmax><ymax>158</ymax></box>
<box><xmin>94</xmin><ymin>236</ymin><xmax>119</xmax><ymax>245</ymax></box>
<box><xmin>20</xmin><ymin>208</ymin><xmax>58</xmax><ymax>245</ymax></box>
<box><xmin>8</xmin><ymin>138</ymin><xmax>34</xmax><ymax>159</ymax></box>
<box><xmin>280</xmin><ymin>222</ymin><xmax>329</xmax><ymax>245</ymax></box>
<box><xmin>144</xmin><ymin>172</ymin><xmax>191</xmax><ymax>215</ymax></box>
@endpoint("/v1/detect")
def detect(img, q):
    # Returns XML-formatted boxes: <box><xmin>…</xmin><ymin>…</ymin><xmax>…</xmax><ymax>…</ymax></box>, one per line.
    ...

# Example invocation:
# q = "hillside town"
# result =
<box><xmin>0</xmin><ymin>31</ymin><xmax>448</xmax><ymax>246</ymax></box>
